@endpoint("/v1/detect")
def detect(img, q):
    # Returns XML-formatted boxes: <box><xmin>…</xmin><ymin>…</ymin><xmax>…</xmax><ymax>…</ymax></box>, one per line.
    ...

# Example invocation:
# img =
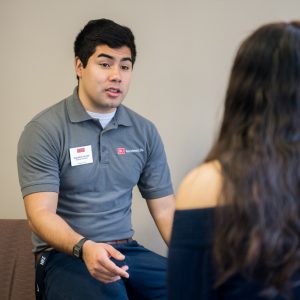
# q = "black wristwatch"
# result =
<box><xmin>72</xmin><ymin>237</ymin><xmax>88</xmax><ymax>259</ymax></box>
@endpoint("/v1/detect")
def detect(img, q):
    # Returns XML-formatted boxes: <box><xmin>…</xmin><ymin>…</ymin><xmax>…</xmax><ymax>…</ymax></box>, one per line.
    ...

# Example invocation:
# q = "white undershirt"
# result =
<box><xmin>87</xmin><ymin>110</ymin><xmax>116</xmax><ymax>128</ymax></box>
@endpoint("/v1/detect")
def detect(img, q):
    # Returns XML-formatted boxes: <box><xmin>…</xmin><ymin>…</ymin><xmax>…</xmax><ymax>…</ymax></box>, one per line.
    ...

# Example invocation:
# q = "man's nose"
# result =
<box><xmin>109</xmin><ymin>66</ymin><xmax>121</xmax><ymax>82</ymax></box>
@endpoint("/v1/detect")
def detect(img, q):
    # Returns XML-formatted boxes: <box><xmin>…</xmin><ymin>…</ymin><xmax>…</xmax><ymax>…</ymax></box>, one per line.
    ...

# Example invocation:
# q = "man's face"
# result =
<box><xmin>75</xmin><ymin>45</ymin><xmax>133</xmax><ymax>113</ymax></box>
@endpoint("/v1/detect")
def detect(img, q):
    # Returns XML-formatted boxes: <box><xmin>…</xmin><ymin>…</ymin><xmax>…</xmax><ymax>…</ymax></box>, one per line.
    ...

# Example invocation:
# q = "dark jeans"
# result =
<box><xmin>39</xmin><ymin>240</ymin><xmax>167</xmax><ymax>300</ymax></box>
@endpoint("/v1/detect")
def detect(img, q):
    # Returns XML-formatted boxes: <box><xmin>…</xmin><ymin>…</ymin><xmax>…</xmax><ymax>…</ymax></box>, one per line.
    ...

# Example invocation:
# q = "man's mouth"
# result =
<box><xmin>106</xmin><ymin>88</ymin><xmax>121</xmax><ymax>93</ymax></box>
<box><xmin>105</xmin><ymin>88</ymin><xmax>122</xmax><ymax>97</ymax></box>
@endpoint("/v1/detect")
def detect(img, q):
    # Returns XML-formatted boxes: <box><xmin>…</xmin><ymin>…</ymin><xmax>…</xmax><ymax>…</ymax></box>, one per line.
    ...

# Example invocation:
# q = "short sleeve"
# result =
<box><xmin>17</xmin><ymin>121</ymin><xmax>60</xmax><ymax>197</ymax></box>
<box><xmin>138</xmin><ymin>124</ymin><xmax>173</xmax><ymax>199</ymax></box>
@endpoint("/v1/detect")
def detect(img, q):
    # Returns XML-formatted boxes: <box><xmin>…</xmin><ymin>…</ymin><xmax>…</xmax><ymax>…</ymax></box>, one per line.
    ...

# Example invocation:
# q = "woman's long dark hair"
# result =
<box><xmin>206</xmin><ymin>21</ymin><xmax>300</xmax><ymax>297</ymax></box>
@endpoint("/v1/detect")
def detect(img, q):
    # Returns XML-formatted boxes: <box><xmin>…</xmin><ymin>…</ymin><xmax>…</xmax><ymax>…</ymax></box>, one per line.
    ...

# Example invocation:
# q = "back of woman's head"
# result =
<box><xmin>218</xmin><ymin>21</ymin><xmax>300</xmax><ymax>153</ymax></box>
<box><xmin>207</xmin><ymin>21</ymin><xmax>300</xmax><ymax>298</ymax></box>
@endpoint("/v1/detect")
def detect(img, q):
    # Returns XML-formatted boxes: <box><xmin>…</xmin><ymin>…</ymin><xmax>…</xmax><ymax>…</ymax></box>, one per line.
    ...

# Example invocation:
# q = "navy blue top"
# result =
<box><xmin>168</xmin><ymin>208</ymin><xmax>300</xmax><ymax>300</ymax></box>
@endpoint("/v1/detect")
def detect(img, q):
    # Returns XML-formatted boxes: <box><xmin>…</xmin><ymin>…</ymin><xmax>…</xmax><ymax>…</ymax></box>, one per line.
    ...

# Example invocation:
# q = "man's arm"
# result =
<box><xmin>24</xmin><ymin>192</ymin><xmax>81</xmax><ymax>254</ymax></box>
<box><xmin>146</xmin><ymin>194</ymin><xmax>176</xmax><ymax>245</ymax></box>
<box><xmin>24</xmin><ymin>192</ymin><xmax>129</xmax><ymax>283</ymax></box>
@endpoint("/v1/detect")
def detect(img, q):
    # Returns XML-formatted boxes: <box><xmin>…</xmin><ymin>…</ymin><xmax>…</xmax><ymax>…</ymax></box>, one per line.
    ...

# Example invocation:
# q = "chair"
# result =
<box><xmin>0</xmin><ymin>219</ymin><xmax>35</xmax><ymax>300</ymax></box>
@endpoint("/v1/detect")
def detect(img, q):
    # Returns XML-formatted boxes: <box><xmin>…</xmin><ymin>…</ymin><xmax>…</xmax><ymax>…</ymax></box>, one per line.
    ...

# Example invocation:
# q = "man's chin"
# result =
<box><xmin>107</xmin><ymin>100</ymin><xmax>123</xmax><ymax>109</ymax></box>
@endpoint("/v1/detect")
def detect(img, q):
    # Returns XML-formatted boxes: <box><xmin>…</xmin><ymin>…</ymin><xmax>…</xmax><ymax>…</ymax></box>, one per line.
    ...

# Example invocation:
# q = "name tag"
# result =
<box><xmin>69</xmin><ymin>145</ymin><xmax>93</xmax><ymax>166</ymax></box>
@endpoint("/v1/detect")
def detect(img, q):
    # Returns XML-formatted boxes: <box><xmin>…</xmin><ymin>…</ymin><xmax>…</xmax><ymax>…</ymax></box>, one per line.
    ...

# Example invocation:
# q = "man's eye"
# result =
<box><xmin>121</xmin><ymin>65</ymin><xmax>130</xmax><ymax>71</ymax></box>
<box><xmin>100</xmin><ymin>63</ymin><xmax>110</xmax><ymax>68</ymax></box>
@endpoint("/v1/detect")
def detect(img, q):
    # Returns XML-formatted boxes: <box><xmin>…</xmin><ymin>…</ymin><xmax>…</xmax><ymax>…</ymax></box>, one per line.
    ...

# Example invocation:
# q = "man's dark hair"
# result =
<box><xmin>74</xmin><ymin>18</ymin><xmax>136</xmax><ymax>67</ymax></box>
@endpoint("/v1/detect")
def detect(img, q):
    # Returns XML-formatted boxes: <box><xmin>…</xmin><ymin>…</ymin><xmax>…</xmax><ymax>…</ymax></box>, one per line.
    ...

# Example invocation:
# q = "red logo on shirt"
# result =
<box><xmin>117</xmin><ymin>148</ymin><xmax>126</xmax><ymax>155</ymax></box>
<box><xmin>77</xmin><ymin>147</ymin><xmax>85</xmax><ymax>153</ymax></box>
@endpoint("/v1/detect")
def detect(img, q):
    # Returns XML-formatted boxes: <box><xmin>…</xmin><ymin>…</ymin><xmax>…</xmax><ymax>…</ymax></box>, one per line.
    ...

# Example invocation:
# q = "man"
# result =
<box><xmin>17</xmin><ymin>19</ymin><xmax>175</xmax><ymax>300</ymax></box>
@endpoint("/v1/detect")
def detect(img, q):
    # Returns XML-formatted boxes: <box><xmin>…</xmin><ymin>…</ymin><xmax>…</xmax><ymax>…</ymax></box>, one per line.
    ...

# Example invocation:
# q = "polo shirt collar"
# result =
<box><xmin>67</xmin><ymin>87</ymin><xmax>133</xmax><ymax>127</ymax></box>
<box><xmin>114</xmin><ymin>105</ymin><xmax>133</xmax><ymax>127</ymax></box>
<box><xmin>67</xmin><ymin>87</ymin><xmax>93</xmax><ymax>123</ymax></box>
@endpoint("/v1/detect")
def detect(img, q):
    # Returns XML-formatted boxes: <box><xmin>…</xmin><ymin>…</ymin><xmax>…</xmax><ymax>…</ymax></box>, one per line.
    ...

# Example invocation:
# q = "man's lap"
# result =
<box><xmin>42</xmin><ymin>241</ymin><xmax>167</xmax><ymax>300</ymax></box>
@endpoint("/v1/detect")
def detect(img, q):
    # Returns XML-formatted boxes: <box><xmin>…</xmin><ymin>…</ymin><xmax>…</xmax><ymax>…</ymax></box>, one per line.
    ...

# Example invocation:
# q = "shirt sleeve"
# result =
<box><xmin>17</xmin><ymin>121</ymin><xmax>60</xmax><ymax>197</ymax></box>
<box><xmin>137</xmin><ymin>123</ymin><xmax>173</xmax><ymax>199</ymax></box>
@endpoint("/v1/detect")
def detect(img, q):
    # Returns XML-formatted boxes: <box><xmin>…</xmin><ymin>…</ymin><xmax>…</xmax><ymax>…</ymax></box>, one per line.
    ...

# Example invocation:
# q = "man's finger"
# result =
<box><xmin>105</xmin><ymin>244</ymin><xmax>126</xmax><ymax>261</ymax></box>
<box><xmin>101</xmin><ymin>258</ymin><xmax>129</xmax><ymax>278</ymax></box>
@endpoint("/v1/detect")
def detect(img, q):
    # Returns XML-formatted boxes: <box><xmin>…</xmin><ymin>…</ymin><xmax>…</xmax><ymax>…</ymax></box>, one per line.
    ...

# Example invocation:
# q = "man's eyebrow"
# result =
<box><xmin>97</xmin><ymin>53</ymin><xmax>113</xmax><ymax>60</ymax></box>
<box><xmin>121</xmin><ymin>57</ymin><xmax>133</xmax><ymax>63</ymax></box>
<box><xmin>97</xmin><ymin>53</ymin><xmax>132</xmax><ymax>63</ymax></box>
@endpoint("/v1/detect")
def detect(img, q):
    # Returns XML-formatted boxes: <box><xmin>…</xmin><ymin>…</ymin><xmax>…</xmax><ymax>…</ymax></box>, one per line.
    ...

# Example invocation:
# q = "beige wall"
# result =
<box><xmin>1</xmin><ymin>0</ymin><xmax>299</xmax><ymax>255</ymax></box>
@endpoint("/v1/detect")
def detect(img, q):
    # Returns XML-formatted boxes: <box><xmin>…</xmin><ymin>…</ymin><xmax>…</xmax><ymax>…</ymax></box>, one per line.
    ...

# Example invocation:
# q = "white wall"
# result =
<box><xmin>1</xmin><ymin>0</ymin><xmax>299</xmax><ymax>255</ymax></box>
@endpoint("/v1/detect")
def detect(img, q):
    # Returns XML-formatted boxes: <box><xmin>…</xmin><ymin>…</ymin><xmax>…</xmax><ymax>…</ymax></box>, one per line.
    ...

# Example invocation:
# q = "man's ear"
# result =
<box><xmin>75</xmin><ymin>57</ymin><xmax>84</xmax><ymax>79</ymax></box>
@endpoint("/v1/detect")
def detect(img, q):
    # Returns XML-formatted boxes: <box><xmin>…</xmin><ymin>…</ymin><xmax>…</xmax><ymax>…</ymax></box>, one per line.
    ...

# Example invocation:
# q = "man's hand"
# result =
<box><xmin>82</xmin><ymin>240</ymin><xmax>129</xmax><ymax>283</ymax></box>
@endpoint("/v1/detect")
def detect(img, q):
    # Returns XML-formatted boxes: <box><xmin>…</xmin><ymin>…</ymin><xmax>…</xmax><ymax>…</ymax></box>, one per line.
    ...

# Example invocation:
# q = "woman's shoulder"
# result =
<box><xmin>176</xmin><ymin>160</ymin><xmax>222</xmax><ymax>210</ymax></box>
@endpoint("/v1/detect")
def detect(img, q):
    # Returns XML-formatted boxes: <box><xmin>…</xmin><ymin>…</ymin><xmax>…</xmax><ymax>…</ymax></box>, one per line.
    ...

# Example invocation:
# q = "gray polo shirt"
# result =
<box><xmin>17</xmin><ymin>88</ymin><xmax>173</xmax><ymax>252</ymax></box>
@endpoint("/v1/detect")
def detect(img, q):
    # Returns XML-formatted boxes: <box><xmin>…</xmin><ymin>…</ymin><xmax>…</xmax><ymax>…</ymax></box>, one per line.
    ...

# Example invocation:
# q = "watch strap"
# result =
<box><xmin>72</xmin><ymin>237</ymin><xmax>88</xmax><ymax>259</ymax></box>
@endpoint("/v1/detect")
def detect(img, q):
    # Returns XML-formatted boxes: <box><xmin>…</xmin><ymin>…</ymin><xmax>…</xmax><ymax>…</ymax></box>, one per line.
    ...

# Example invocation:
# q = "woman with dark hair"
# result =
<box><xmin>168</xmin><ymin>21</ymin><xmax>300</xmax><ymax>300</ymax></box>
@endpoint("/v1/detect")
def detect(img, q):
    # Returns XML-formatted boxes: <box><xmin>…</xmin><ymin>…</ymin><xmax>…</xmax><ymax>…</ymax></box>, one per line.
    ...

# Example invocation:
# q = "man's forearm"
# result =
<box><xmin>24</xmin><ymin>192</ymin><xmax>83</xmax><ymax>254</ymax></box>
<box><xmin>28</xmin><ymin>209</ymin><xmax>83</xmax><ymax>254</ymax></box>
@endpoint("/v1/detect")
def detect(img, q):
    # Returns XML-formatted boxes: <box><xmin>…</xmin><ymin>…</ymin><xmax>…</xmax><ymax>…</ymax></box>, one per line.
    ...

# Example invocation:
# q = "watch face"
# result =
<box><xmin>73</xmin><ymin>245</ymin><xmax>81</xmax><ymax>258</ymax></box>
<box><xmin>73</xmin><ymin>238</ymin><xmax>87</xmax><ymax>259</ymax></box>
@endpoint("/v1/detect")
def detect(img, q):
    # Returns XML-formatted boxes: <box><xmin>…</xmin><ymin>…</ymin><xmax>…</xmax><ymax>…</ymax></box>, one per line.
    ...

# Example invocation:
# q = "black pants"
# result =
<box><xmin>36</xmin><ymin>240</ymin><xmax>167</xmax><ymax>300</ymax></box>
